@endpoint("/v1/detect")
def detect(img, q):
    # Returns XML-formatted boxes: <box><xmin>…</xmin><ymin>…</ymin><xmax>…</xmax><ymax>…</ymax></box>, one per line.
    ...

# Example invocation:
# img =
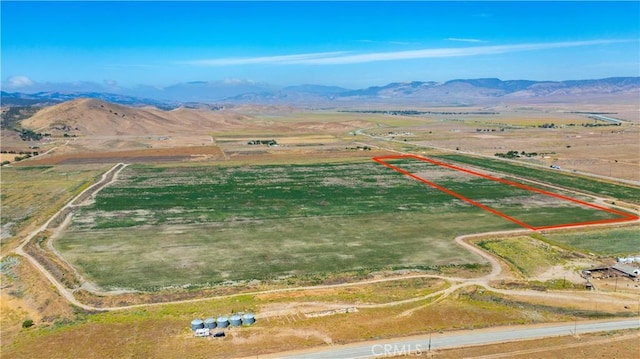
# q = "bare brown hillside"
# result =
<box><xmin>20</xmin><ymin>99</ymin><xmax>249</xmax><ymax>136</ymax></box>
<box><xmin>20</xmin><ymin>99</ymin><xmax>374</xmax><ymax>137</ymax></box>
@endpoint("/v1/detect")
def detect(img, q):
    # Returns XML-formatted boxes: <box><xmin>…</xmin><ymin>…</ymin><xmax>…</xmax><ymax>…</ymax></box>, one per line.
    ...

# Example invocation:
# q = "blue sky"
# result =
<box><xmin>1</xmin><ymin>1</ymin><xmax>639</xmax><ymax>91</ymax></box>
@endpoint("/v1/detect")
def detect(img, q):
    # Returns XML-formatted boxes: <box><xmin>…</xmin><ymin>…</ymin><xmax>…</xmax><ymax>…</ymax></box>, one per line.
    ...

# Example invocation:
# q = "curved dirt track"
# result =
<box><xmin>13</xmin><ymin>163</ymin><xmax>129</xmax><ymax>310</ymax></box>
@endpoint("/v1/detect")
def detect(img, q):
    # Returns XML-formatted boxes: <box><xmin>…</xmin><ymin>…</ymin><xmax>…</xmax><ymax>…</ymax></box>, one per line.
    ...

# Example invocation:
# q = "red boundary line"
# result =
<box><xmin>372</xmin><ymin>154</ymin><xmax>638</xmax><ymax>231</ymax></box>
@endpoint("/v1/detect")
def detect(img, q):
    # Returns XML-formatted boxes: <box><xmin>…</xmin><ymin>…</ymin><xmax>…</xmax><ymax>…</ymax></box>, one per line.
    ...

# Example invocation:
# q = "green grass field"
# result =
<box><xmin>539</xmin><ymin>225</ymin><xmax>640</xmax><ymax>256</ymax></box>
<box><xmin>55</xmin><ymin>160</ymin><xmax>631</xmax><ymax>290</ymax></box>
<box><xmin>437</xmin><ymin>154</ymin><xmax>640</xmax><ymax>203</ymax></box>
<box><xmin>379</xmin><ymin>157</ymin><xmax>628</xmax><ymax>228</ymax></box>
<box><xmin>59</xmin><ymin>211</ymin><xmax>506</xmax><ymax>290</ymax></box>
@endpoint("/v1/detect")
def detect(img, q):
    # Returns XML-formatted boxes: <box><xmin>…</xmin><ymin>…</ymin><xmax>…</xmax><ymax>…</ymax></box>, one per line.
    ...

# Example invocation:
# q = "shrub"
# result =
<box><xmin>22</xmin><ymin>319</ymin><xmax>34</xmax><ymax>328</ymax></box>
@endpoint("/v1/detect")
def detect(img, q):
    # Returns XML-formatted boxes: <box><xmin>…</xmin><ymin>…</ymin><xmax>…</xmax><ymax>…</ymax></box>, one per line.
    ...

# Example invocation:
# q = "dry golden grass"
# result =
<box><xmin>6</xmin><ymin>284</ymin><xmax>628</xmax><ymax>359</ymax></box>
<box><xmin>21</xmin><ymin>99</ymin><xmax>251</xmax><ymax>137</ymax></box>
<box><xmin>401</xmin><ymin>122</ymin><xmax>640</xmax><ymax>179</ymax></box>
<box><xmin>1</xmin><ymin>164</ymin><xmax>107</xmax><ymax>247</ymax></box>
<box><xmin>0</xmin><ymin>154</ymin><xmax>19</xmax><ymax>162</ymax></box>
<box><xmin>0</xmin><ymin>256</ymin><xmax>76</xmax><ymax>349</ymax></box>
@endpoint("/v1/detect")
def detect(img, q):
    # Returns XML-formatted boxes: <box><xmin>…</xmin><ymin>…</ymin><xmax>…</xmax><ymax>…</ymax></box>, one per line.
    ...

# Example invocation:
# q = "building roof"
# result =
<box><xmin>612</xmin><ymin>263</ymin><xmax>640</xmax><ymax>277</ymax></box>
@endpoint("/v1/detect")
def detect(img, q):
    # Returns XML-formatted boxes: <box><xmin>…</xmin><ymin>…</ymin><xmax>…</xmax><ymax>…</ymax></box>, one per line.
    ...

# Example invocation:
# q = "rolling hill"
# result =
<box><xmin>3</xmin><ymin>77</ymin><xmax>638</xmax><ymax>107</ymax></box>
<box><xmin>19</xmin><ymin>98</ymin><xmax>247</xmax><ymax>136</ymax></box>
<box><xmin>17</xmin><ymin>98</ymin><xmax>374</xmax><ymax>138</ymax></box>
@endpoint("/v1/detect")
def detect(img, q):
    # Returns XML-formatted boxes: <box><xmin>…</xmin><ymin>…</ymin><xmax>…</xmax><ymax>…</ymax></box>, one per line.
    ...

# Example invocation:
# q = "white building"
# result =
<box><xmin>616</xmin><ymin>256</ymin><xmax>640</xmax><ymax>264</ymax></box>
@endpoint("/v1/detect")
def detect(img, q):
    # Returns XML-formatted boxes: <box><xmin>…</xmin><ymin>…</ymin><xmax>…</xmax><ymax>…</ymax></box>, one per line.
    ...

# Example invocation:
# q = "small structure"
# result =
<box><xmin>585</xmin><ymin>282</ymin><xmax>594</xmax><ymax>290</ymax></box>
<box><xmin>612</xmin><ymin>263</ymin><xmax>640</xmax><ymax>278</ymax></box>
<box><xmin>242</xmin><ymin>313</ymin><xmax>256</xmax><ymax>325</ymax></box>
<box><xmin>216</xmin><ymin>316</ymin><xmax>229</xmax><ymax>328</ymax></box>
<box><xmin>194</xmin><ymin>328</ymin><xmax>210</xmax><ymax>337</ymax></box>
<box><xmin>204</xmin><ymin>317</ymin><xmax>217</xmax><ymax>329</ymax></box>
<box><xmin>191</xmin><ymin>313</ymin><xmax>255</xmax><ymax>335</ymax></box>
<box><xmin>191</xmin><ymin>319</ymin><xmax>204</xmax><ymax>331</ymax></box>
<box><xmin>229</xmin><ymin>314</ymin><xmax>242</xmax><ymax>327</ymax></box>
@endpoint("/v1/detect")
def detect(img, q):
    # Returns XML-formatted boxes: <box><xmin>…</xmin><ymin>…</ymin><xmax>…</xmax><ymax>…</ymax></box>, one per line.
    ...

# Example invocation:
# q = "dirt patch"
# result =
<box><xmin>533</xmin><ymin>261</ymin><xmax>593</xmax><ymax>284</ymax></box>
<box><xmin>412</xmin><ymin>168</ymin><xmax>473</xmax><ymax>182</ymax></box>
<box><xmin>227</xmin><ymin>327</ymin><xmax>333</xmax><ymax>346</ymax></box>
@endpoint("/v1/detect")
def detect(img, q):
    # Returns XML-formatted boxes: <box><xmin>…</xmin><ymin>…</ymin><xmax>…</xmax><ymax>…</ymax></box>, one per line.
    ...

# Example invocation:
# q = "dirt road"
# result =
<box><xmin>13</xmin><ymin>163</ymin><xmax>128</xmax><ymax>311</ymax></box>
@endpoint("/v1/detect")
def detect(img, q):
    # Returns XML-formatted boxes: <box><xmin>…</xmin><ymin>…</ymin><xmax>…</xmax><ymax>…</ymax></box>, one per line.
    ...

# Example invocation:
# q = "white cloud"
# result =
<box><xmin>356</xmin><ymin>39</ymin><xmax>421</xmax><ymax>46</ymax></box>
<box><xmin>222</xmin><ymin>78</ymin><xmax>255</xmax><ymax>84</ymax></box>
<box><xmin>6</xmin><ymin>75</ymin><xmax>34</xmax><ymax>88</ymax></box>
<box><xmin>296</xmin><ymin>40</ymin><xmax>631</xmax><ymax>65</ymax></box>
<box><xmin>446</xmin><ymin>38</ymin><xmax>488</xmax><ymax>43</ymax></box>
<box><xmin>182</xmin><ymin>52</ymin><xmax>347</xmax><ymax>66</ymax></box>
<box><xmin>388</xmin><ymin>41</ymin><xmax>420</xmax><ymax>46</ymax></box>
<box><xmin>184</xmin><ymin>39</ymin><xmax>630</xmax><ymax>67</ymax></box>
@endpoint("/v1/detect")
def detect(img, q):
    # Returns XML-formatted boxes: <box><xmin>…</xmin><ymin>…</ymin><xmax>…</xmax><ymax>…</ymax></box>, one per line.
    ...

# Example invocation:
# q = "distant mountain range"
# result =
<box><xmin>2</xmin><ymin>77</ymin><xmax>638</xmax><ymax>108</ymax></box>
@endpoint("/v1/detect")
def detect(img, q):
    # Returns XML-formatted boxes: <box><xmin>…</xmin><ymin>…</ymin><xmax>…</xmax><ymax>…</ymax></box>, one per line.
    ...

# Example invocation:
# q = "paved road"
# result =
<box><xmin>270</xmin><ymin>319</ymin><xmax>640</xmax><ymax>359</ymax></box>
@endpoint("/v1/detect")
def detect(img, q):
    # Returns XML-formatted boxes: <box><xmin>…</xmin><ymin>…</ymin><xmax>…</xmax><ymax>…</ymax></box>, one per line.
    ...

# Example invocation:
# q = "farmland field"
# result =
<box><xmin>55</xmin><ymin>159</ymin><xmax>633</xmax><ymax>291</ymax></box>
<box><xmin>540</xmin><ymin>225</ymin><xmax>640</xmax><ymax>255</ymax></box>
<box><xmin>376</xmin><ymin>155</ymin><xmax>636</xmax><ymax>229</ymax></box>
<box><xmin>436</xmin><ymin>154</ymin><xmax>640</xmax><ymax>203</ymax></box>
